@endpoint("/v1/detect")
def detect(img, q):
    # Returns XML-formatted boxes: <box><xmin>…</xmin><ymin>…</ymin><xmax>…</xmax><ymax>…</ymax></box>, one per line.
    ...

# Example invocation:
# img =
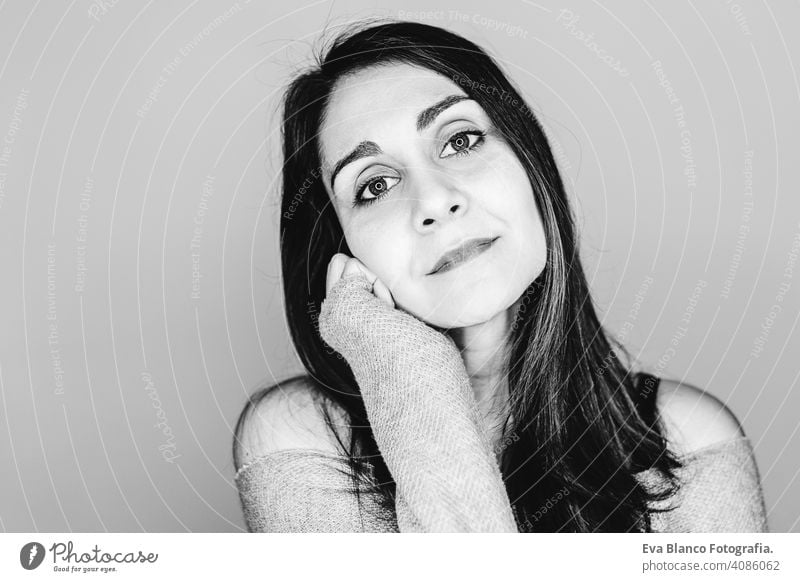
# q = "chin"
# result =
<box><xmin>402</xmin><ymin>281</ymin><xmax>519</xmax><ymax>329</ymax></box>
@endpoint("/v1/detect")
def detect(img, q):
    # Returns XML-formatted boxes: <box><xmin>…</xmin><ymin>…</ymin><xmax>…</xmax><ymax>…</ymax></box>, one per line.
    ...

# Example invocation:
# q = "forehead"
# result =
<box><xmin>319</xmin><ymin>63</ymin><xmax>467</xmax><ymax>169</ymax></box>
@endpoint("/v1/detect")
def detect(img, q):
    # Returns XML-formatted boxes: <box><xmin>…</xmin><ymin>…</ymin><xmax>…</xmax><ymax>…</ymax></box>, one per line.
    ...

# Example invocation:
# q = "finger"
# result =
<box><xmin>326</xmin><ymin>253</ymin><xmax>347</xmax><ymax>295</ymax></box>
<box><xmin>372</xmin><ymin>277</ymin><xmax>395</xmax><ymax>308</ymax></box>
<box><xmin>341</xmin><ymin>257</ymin><xmax>373</xmax><ymax>283</ymax></box>
<box><xmin>343</xmin><ymin>259</ymin><xmax>395</xmax><ymax>308</ymax></box>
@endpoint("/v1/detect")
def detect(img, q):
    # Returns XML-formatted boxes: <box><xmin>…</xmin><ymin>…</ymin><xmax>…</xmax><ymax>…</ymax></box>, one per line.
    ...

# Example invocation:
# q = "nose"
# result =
<box><xmin>411</xmin><ymin>168</ymin><xmax>469</xmax><ymax>231</ymax></box>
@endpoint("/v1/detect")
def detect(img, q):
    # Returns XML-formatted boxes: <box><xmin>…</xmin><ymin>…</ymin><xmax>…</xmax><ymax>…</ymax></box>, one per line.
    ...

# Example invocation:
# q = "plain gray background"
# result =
<box><xmin>0</xmin><ymin>0</ymin><xmax>798</xmax><ymax>532</ymax></box>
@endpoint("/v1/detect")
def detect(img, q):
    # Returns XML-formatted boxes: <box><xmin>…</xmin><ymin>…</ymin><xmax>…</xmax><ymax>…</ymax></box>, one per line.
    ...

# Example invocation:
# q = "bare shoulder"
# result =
<box><xmin>233</xmin><ymin>375</ymin><xmax>350</xmax><ymax>471</ymax></box>
<box><xmin>655</xmin><ymin>378</ymin><xmax>746</xmax><ymax>457</ymax></box>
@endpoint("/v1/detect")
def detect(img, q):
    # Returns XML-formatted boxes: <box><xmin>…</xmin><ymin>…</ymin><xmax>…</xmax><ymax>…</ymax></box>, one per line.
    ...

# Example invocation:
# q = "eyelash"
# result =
<box><xmin>352</xmin><ymin>129</ymin><xmax>487</xmax><ymax>208</ymax></box>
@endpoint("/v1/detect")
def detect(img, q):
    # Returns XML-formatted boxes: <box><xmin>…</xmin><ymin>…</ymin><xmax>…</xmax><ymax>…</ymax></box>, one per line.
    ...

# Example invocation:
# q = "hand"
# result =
<box><xmin>319</xmin><ymin>253</ymin><xmax>460</xmax><ymax>367</ymax></box>
<box><xmin>326</xmin><ymin>253</ymin><xmax>395</xmax><ymax>309</ymax></box>
<box><xmin>319</xmin><ymin>252</ymin><xmax>477</xmax><ymax>424</ymax></box>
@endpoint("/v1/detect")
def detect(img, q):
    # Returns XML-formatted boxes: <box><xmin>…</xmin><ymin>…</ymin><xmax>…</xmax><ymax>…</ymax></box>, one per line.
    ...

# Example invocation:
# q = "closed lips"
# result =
<box><xmin>428</xmin><ymin>236</ymin><xmax>498</xmax><ymax>274</ymax></box>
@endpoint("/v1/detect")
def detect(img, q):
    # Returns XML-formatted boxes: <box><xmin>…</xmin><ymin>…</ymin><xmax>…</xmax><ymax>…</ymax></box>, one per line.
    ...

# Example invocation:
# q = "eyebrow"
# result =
<box><xmin>328</xmin><ymin>94</ymin><xmax>472</xmax><ymax>191</ymax></box>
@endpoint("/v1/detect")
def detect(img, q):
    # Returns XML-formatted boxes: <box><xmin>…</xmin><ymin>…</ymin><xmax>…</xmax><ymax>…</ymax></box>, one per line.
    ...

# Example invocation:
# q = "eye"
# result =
<box><xmin>353</xmin><ymin>175</ymin><xmax>400</xmax><ymax>207</ymax></box>
<box><xmin>440</xmin><ymin>130</ymin><xmax>485</xmax><ymax>158</ymax></box>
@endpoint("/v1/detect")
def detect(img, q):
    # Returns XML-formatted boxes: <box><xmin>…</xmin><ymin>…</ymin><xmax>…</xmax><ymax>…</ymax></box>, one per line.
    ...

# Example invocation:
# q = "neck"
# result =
<box><xmin>445</xmin><ymin>296</ymin><xmax>524</xmax><ymax>439</ymax></box>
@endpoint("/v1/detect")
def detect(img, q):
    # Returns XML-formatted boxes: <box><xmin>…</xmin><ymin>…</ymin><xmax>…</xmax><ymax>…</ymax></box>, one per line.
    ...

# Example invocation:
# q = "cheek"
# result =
<box><xmin>515</xmin><ymin>190</ymin><xmax>544</xmax><ymax>242</ymax></box>
<box><xmin>479</xmin><ymin>161</ymin><xmax>547</xmax><ymax>278</ymax></box>
<box><xmin>479</xmin><ymin>157</ymin><xmax>541</xmax><ymax>235</ymax></box>
<box><xmin>509</xmin><ymin>191</ymin><xmax>547</xmax><ymax>273</ymax></box>
<box><xmin>342</xmin><ymin>221</ymin><xmax>412</xmax><ymax>288</ymax></box>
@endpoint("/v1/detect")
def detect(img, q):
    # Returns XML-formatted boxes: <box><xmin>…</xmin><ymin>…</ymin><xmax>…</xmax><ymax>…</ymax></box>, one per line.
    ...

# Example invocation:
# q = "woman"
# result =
<box><xmin>232</xmin><ymin>20</ymin><xmax>768</xmax><ymax>532</ymax></box>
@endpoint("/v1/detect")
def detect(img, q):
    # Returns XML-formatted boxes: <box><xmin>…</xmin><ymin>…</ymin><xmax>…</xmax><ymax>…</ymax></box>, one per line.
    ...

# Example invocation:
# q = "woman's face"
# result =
<box><xmin>319</xmin><ymin>62</ymin><xmax>547</xmax><ymax>328</ymax></box>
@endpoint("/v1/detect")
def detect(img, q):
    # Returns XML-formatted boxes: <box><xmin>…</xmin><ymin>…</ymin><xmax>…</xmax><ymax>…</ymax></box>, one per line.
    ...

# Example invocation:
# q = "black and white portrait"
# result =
<box><xmin>1</xmin><ymin>0</ymin><xmax>797</xmax><ymax>548</ymax></box>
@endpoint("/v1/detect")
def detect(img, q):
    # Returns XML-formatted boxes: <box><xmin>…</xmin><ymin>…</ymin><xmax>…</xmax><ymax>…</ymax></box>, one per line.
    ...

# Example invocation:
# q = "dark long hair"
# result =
<box><xmin>237</xmin><ymin>19</ymin><xmax>683</xmax><ymax>532</ymax></box>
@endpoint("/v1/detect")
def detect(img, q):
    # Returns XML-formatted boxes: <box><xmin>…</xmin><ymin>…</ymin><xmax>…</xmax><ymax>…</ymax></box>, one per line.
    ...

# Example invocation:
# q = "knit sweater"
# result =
<box><xmin>234</xmin><ymin>274</ymin><xmax>769</xmax><ymax>533</ymax></box>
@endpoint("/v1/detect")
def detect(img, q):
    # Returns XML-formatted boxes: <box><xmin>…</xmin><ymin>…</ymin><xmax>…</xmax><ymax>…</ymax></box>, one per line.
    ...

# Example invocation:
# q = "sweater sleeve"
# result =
<box><xmin>317</xmin><ymin>274</ymin><xmax>519</xmax><ymax>532</ymax></box>
<box><xmin>234</xmin><ymin>449</ymin><xmax>399</xmax><ymax>532</ymax></box>
<box><xmin>641</xmin><ymin>436</ymin><xmax>769</xmax><ymax>532</ymax></box>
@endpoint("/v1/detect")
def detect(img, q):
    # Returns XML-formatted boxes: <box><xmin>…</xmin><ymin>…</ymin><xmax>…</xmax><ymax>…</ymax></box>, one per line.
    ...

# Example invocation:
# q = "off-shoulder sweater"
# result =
<box><xmin>235</xmin><ymin>436</ymin><xmax>768</xmax><ymax>533</ymax></box>
<box><xmin>234</xmin><ymin>275</ymin><xmax>769</xmax><ymax>533</ymax></box>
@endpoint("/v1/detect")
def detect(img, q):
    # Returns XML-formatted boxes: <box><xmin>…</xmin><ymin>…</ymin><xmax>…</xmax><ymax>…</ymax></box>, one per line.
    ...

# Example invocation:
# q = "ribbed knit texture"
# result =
<box><xmin>234</xmin><ymin>274</ymin><xmax>769</xmax><ymax>533</ymax></box>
